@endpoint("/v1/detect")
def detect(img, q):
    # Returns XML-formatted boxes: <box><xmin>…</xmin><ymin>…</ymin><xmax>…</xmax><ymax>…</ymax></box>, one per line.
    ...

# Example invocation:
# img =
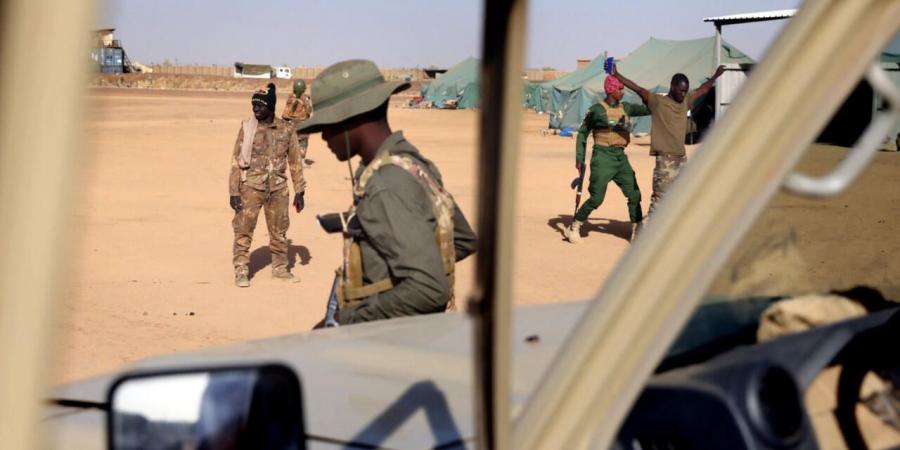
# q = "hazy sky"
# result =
<box><xmin>99</xmin><ymin>0</ymin><xmax>805</xmax><ymax>70</ymax></box>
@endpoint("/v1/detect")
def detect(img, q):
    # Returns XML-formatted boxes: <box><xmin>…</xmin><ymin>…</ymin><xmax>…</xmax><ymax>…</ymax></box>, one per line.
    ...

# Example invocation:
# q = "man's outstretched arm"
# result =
<box><xmin>611</xmin><ymin>63</ymin><xmax>651</xmax><ymax>105</ymax></box>
<box><xmin>692</xmin><ymin>65</ymin><xmax>727</xmax><ymax>99</ymax></box>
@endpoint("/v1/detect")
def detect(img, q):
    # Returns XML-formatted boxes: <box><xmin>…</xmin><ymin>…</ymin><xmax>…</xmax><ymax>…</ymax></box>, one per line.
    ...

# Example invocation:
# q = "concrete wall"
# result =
<box><xmin>524</xmin><ymin>69</ymin><xmax>569</xmax><ymax>82</ymax></box>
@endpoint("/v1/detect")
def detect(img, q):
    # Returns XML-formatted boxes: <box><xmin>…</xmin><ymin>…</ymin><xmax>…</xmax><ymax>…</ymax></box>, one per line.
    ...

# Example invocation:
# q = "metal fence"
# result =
<box><xmin>148</xmin><ymin>64</ymin><xmax>432</xmax><ymax>81</ymax></box>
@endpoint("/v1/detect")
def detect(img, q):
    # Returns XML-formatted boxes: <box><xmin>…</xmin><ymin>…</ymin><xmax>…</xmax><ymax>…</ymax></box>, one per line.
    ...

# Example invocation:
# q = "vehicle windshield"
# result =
<box><xmin>58</xmin><ymin>0</ymin><xmax>897</xmax><ymax>381</ymax></box>
<box><xmin>23</xmin><ymin>0</ymin><xmax>899</xmax><ymax>448</ymax></box>
<box><xmin>695</xmin><ymin>31</ymin><xmax>900</xmax><ymax>338</ymax></box>
<box><xmin>64</xmin><ymin>0</ymin><xmax>896</xmax><ymax>403</ymax></box>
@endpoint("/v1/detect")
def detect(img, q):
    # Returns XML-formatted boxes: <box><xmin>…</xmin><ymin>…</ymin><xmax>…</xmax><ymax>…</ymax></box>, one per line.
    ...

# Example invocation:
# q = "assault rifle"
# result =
<box><xmin>315</xmin><ymin>212</ymin><xmax>362</xmax><ymax>237</ymax></box>
<box><xmin>316</xmin><ymin>212</ymin><xmax>363</xmax><ymax>328</ymax></box>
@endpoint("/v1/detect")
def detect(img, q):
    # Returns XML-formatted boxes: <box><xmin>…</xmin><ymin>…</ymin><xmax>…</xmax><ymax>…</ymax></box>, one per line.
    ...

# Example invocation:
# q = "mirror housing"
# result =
<box><xmin>106</xmin><ymin>363</ymin><xmax>305</xmax><ymax>450</ymax></box>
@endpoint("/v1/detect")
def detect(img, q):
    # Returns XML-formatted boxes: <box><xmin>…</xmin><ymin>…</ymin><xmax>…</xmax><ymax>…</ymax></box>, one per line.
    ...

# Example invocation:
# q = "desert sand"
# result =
<box><xmin>55</xmin><ymin>87</ymin><xmax>900</xmax><ymax>384</ymax></box>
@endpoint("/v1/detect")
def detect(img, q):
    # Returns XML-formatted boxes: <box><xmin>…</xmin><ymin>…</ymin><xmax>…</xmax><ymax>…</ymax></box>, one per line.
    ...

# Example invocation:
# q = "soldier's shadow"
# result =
<box><xmin>547</xmin><ymin>214</ymin><xmax>632</xmax><ymax>242</ymax></box>
<box><xmin>248</xmin><ymin>240</ymin><xmax>311</xmax><ymax>279</ymax></box>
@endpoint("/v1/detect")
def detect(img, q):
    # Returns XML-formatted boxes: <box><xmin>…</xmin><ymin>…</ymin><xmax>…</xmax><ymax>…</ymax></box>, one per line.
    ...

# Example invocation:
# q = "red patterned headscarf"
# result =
<box><xmin>604</xmin><ymin>75</ymin><xmax>624</xmax><ymax>95</ymax></box>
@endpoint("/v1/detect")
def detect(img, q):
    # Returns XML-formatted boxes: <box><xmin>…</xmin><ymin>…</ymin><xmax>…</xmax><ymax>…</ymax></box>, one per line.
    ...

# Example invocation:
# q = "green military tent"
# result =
<box><xmin>421</xmin><ymin>57</ymin><xmax>481</xmax><ymax>109</ymax></box>
<box><xmin>525</xmin><ymin>54</ymin><xmax>607</xmax><ymax>116</ymax></box>
<box><xmin>534</xmin><ymin>36</ymin><xmax>755</xmax><ymax>131</ymax></box>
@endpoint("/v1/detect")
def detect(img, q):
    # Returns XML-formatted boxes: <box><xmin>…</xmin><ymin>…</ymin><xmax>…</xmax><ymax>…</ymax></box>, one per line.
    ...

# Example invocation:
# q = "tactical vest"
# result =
<box><xmin>282</xmin><ymin>94</ymin><xmax>312</xmax><ymax>122</ymax></box>
<box><xmin>592</xmin><ymin>101</ymin><xmax>630</xmax><ymax>148</ymax></box>
<box><xmin>336</xmin><ymin>151</ymin><xmax>458</xmax><ymax>312</ymax></box>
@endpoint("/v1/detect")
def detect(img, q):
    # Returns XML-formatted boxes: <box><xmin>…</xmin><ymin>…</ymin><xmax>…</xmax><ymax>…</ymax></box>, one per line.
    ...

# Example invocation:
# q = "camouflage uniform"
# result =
<box><xmin>646</xmin><ymin>91</ymin><xmax>696</xmax><ymax>217</ymax></box>
<box><xmin>648</xmin><ymin>154</ymin><xmax>686</xmax><ymax>216</ymax></box>
<box><xmin>228</xmin><ymin>119</ymin><xmax>306</xmax><ymax>275</ymax></box>
<box><xmin>281</xmin><ymin>93</ymin><xmax>313</xmax><ymax>161</ymax></box>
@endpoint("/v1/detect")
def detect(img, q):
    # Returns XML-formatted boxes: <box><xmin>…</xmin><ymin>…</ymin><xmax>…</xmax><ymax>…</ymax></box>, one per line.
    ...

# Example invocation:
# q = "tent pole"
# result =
<box><xmin>714</xmin><ymin>23</ymin><xmax>723</xmax><ymax>120</ymax></box>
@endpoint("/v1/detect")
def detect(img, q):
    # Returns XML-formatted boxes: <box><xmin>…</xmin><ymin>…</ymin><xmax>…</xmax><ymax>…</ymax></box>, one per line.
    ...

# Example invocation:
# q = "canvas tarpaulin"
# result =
<box><xmin>525</xmin><ymin>54</ymin><xmax>606</xmax><ymax>114</ymax></box>
<box><xmin>421</xmin><ymin>57</ymin><xmax>481</xmax><ymax>109</ymax></box>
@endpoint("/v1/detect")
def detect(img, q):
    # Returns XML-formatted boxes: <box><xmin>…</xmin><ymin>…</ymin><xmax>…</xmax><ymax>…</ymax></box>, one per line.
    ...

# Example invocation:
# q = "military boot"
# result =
<box><xmin>564</xmin><ymin>220</ymin><xmax>584</xmax><ymax>244</ymax></box>
<box><xmin>631</xmin><ymin>222</ymin><xmax>643</xmax><ymax>242</ymax></box>
<box><xmin>272</xmin><ymin>267</ymin><xmax>299</xmax><ymax>282</ymax></box>
<box><xmin>234</xmin><ymin>266</ymin><xmax>250</xmax><ymax>288</ymax></box>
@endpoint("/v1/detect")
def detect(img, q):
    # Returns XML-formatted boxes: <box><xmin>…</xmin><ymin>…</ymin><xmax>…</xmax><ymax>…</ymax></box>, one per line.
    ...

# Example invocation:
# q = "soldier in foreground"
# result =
<box><xmin>296</xmin><ymin>59</ymin><xmax>477</xmax><ymax>325</ymax></box>
<box><xmin>564</xmin><ymin>75</ymin><xmax>650</xmax><ymax>244</ymax></box>
<box><xmin>611</xmin><ymin>63</ymin><xmax>725</xmax><ymax>217</ymax></box>
<box><xmin>281</xmin><ymin>79</ymin><xmax>314</xmax><ymax>167</ymax></box>
<box><xmin>228</xmin><ymin>83</ymin><xmax>306</xmax><ymax>287</ymax></box>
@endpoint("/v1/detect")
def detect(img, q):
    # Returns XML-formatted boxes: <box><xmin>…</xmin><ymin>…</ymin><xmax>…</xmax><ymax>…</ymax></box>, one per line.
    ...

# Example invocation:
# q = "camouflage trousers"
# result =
<box><xmin>648</xmin><ymin>154</ymin><xmax>686</xmax><ymax>216</ymax></box>
<box><xmin>232</xmin><ymin>185</ymin><xmax>290</xmax><ymax>270</ymax></box>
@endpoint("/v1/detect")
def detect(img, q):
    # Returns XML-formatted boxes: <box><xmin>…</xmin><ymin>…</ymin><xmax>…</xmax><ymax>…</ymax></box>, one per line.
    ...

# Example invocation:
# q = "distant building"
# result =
<box><xmin>94</xmin><ymin>28</ymin><xmax>115</xmax><ymax>47</ymax></box>
<box><xmin>702</xmin><ymin>10</ymin><xmax>796</xmax><ymax>119</ymax></box>
<box><xmin>274</xmin><ymin>66</ymin><xmax>293</xmax><ymax>79</ymax></box>
<box><xmin>233</xmin><ymin>62</ymin><xmax>274</xmax><ymax>79</ymax></box>
<box><xmin>90</xmin><ymin>28</ymin><xmax>135</xmax><ymax>73</ymax></box>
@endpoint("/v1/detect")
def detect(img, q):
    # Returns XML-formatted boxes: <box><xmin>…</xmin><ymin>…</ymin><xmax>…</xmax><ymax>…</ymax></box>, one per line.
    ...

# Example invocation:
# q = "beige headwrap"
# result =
<box><xmin>238</xmin><ymin>116</ymin><xmax>258</xmax><ymax>180</ymax></box>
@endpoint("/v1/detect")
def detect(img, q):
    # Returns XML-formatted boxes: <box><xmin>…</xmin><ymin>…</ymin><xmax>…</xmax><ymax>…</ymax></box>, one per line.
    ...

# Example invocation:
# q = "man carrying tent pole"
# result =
<box><xmin>564</xmin><ymin>74</ymin><xmax>650</xmax><ymax>244</ymax></box>
<box><xmin>611</xmin><ymin>63</ymin><xmax>725</xmax><ymax>217</ymax></box>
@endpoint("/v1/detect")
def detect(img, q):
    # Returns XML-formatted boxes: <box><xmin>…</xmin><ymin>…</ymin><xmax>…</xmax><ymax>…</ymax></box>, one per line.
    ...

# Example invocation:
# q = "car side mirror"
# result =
<box><xmin>107</xmin><ymin>364</ymin><xmax>305</xmax><ymax>450</ymax></box>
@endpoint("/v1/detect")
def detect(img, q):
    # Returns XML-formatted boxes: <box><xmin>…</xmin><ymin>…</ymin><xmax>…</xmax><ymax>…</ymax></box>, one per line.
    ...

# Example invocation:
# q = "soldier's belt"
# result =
<box><xmin>338</xmin><ymin>277</ymin><xmax>394</xmax><ymax>303</ymax></box>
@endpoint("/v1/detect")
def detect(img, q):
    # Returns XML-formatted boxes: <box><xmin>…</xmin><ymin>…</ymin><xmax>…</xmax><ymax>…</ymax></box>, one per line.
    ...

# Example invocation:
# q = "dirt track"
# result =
<box><xmin>55</xmin><ymin>88</ymin><xmax>900</xmax><ymax>383</ymax></box>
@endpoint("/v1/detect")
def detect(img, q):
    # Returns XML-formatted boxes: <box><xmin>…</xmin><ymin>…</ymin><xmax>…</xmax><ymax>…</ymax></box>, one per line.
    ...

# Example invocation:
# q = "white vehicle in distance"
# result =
<box><xmin>274</xmin><ymin>66</ymin><xmax>293</xmax><ymax>79</ymax></box>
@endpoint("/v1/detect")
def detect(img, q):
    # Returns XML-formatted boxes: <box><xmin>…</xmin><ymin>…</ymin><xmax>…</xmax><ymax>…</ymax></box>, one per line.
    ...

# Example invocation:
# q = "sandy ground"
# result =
<box><xmin>709</xmin><ymin>145</ymin><xmax>900</xmax><ymax>299</ymax></box>
<box><xmin>55</xmin><ymin>88</ymin><xmax>900</xmax><ymax>384</ymax></box>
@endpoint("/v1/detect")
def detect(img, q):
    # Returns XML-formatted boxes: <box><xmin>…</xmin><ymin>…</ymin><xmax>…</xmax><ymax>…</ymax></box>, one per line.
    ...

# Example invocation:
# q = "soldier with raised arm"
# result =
<box><xmin>612</xmin><ymin>63</ymin><xmax>726</xmax><ymax>217</ymax></box>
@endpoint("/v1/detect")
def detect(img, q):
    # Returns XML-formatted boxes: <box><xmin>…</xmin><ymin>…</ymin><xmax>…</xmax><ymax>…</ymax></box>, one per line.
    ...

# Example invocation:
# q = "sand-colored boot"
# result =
<box><xmin>272</xmin><ymin>267</ymin><xmax>299</xmax><ymax>282</ymax></box>
<box><xmin>564</xmin><ymin>220</ymin><xmax>584</xmax><ymax>244</ymax></box>
<box><xmin>235</xmin><ymin>266</ymin><xmax>250</xmax><ymax>288</ymax></box>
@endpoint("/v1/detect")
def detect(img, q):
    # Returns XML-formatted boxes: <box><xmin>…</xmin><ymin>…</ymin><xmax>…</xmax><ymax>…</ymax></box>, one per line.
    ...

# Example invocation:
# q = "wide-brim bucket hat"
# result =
<box><xmin>295</xmin><ymin>59</ymin><xmax>409</xmax><ymax>134</ymax></box>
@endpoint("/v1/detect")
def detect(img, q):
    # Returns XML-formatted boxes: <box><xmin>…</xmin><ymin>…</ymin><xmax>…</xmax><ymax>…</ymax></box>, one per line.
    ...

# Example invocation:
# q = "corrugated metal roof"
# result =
<box><xmin>703</xmin><ymin>9</ymin><xmax>797</xmax><ymax>24</ymax></box>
